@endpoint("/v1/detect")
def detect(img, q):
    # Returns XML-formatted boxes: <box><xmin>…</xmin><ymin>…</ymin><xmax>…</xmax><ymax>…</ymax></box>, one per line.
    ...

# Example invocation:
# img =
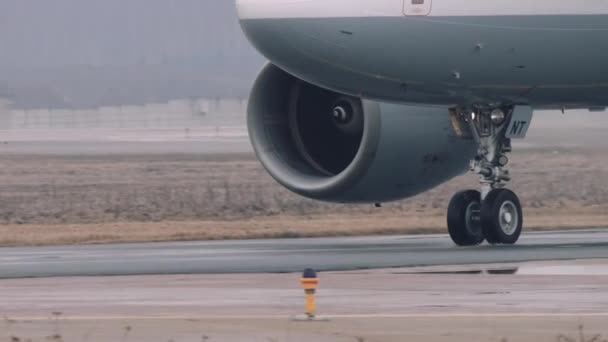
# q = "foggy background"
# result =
<box><xmin>0</xmin><ymin>0</ymin><xmax>263</xmax><ymax>109</ymax></box>
<box><xmin>0</xmin><ymin>0</ymin><xmax>605</xmax><ymax>152</ymax></box>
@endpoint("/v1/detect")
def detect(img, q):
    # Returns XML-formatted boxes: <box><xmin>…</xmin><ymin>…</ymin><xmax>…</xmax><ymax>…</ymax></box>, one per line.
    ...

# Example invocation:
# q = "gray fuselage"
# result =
<box><xmin>239</xmin><ymin>15</ymin><xmax>608</xmax><ymax>109</ymax></box>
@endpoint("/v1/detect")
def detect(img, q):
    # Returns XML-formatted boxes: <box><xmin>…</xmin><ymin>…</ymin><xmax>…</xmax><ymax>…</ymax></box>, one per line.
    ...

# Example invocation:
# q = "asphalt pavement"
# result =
<box><xmin>1</xmin><ymin>229</ymin><xmax>608</xmax><ymax>278</ymax></box>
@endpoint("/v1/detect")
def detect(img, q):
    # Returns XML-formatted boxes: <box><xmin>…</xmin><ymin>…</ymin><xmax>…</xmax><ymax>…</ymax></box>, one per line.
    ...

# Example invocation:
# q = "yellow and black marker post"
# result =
<box><xmin>292</xmin><ymin>268</ymin><xmax>329</xmax><ymax>321</ymax></box>
<box><xmin>301</xmin><ymin>268</ymin><xmax>319</xmax><ymax>318</ymax></box>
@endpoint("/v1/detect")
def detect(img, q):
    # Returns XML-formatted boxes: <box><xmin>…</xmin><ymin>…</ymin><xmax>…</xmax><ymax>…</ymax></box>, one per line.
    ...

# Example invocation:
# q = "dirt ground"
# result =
<box><xmin>0</xmin><ymin>147</ymin><xmax>606</xmax><ymax>246</ymax></box>
<box><xmin>5</xmin><ymin>316</ymin><xmax>608</xmax><ymax>342</ymax></box>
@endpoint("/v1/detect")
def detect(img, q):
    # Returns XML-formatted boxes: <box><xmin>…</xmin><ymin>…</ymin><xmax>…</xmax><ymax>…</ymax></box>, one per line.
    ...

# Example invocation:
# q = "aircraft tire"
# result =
<box><xmin>481</xmin><ymin>189</ymin><xmax>523</xmax><ymax>245</ymax></box>
<box><xmin>447</xmin><ymin>190</ymin><xmax>485</xmax><ymax>246</ymax></box>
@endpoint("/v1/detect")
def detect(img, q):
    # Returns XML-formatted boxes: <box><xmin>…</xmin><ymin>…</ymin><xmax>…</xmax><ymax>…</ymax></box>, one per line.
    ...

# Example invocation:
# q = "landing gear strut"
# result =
<box><xmin>447</xmin><ymin>105</ymin><xmax>532</xmax><ymax>246</ymax></box>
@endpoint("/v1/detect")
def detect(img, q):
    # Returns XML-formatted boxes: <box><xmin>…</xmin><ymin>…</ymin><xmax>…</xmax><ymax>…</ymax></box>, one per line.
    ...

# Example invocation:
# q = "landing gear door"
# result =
<box><xmin>403</xmin><ymin>0</ymin><xmax>432</xmax><ymax>16</ymax></box>
<box><xmin>505</xmin><ymin>106</ymin><xmax>533</xmax><ymax>139</ymax></box>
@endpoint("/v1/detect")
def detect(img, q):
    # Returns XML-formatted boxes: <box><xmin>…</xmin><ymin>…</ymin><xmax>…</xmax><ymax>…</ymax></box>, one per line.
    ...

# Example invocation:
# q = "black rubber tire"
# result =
<box><xmin>485</xmin><ymin>229</ymin><xmax>501</xmax><ymax>245</ymax></box>
<box><xmin>481</xmin><ymin>189</ymin><xmax>523</xmax><ymax>245</ymax></box>
<box><xmin>447</xmin><ymin>190</ymin><xmax>485</xmax><ymax>246</ymax></box>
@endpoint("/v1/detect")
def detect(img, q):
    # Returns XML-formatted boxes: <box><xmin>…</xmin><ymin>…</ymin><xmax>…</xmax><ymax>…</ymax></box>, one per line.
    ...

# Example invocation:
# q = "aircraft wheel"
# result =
<box><xmin>481</xmin><ymin>189</ymin><xmax>523</xmax><ymax>245</ymax></box>
<box><xmin>447</xmin><ymin>190</ymin><xmax>485</xmax><ymax>246</ymax></box>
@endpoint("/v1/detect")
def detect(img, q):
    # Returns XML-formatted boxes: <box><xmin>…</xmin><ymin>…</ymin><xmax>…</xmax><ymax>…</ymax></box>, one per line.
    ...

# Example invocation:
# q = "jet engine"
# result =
<box><xmin>247</xmin><ymin>64</ymin><xmax>477</xmax><ymax>203</ymax></box>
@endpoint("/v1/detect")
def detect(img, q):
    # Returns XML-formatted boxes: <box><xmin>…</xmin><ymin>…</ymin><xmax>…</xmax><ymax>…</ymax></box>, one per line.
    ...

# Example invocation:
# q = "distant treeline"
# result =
<box><xmin>0</xmin><ymin>0</ymin><xmax>264</xmax><ymax>109</ymax></box>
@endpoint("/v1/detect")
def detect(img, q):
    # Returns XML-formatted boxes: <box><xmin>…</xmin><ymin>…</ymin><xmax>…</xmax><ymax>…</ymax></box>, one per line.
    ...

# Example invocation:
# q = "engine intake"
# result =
<box><xmin>248</xmin><ymin>64</ymin><xmax>476</xmax><ymax>203</ymax></box>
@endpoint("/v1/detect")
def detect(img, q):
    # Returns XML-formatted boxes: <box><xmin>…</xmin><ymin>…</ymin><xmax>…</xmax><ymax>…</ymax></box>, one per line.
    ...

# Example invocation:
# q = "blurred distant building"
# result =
<box><xmin>0</xmin><ymin>99</ymin><xmax>9</xmax><ymax>111</ymax></box>
<box><xmin>0</xmin><ymin>97</ymin><xmax>247</xmax><ymax>130</ymax></box>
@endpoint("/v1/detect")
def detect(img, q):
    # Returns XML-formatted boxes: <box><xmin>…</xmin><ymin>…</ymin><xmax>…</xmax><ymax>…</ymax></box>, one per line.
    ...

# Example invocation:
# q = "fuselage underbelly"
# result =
<box><xmin>239</xmin><ymin>14</ymin><xmax>608</xmax><ymax>109</ymax></box>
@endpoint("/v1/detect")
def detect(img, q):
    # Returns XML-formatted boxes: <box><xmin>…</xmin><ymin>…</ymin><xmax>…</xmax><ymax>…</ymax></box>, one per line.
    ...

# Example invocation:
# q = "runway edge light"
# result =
<box><xmin>301</xmin><ymin>268</ymin><xmax>318</xmax><ymax>318</ymax></box>
<box><xmin>292</xmin><ymin>268</ymin><xmax>329</xmax><ymax>322</ymax></box>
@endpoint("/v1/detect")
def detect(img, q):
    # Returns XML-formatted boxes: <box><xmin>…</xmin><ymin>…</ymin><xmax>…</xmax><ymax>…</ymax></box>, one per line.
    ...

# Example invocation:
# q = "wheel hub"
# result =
<box><xmin>499</xmin><ymin>200</ymin><xmax>518</xmax><ymax>236</ymax></box>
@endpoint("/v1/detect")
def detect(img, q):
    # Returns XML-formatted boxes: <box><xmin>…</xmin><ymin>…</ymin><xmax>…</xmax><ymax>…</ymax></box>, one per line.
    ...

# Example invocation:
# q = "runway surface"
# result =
<box><xmin>1</xmin><ymin>229</ymin><xmax>608</xmax><ymax>279</ymax></box>
<box><xmin>5</xmin><ymin>260</ymin><xmax>608</xmax><ymax>342</ymax></box>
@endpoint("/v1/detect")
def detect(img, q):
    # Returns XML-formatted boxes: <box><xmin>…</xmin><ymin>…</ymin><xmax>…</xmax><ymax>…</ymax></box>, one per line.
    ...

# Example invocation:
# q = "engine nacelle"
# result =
<box><xmin>248</xmin><ymin>64</ymin><xmax>477</xmax><ymax>203</ymax></box>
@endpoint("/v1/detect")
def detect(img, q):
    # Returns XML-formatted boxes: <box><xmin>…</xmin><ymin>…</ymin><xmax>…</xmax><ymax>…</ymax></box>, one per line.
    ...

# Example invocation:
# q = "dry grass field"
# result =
<box><xmin>0</xmin><ymin>147</ymin><xmax>606</xmax><ymax>246</ymax></box>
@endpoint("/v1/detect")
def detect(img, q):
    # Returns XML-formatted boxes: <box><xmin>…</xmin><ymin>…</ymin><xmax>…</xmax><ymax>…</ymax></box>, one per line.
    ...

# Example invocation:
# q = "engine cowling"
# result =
<box><xmin>248</xmin><ymin>64</ymin><xmax>477</xmax><ymax>203</ymax></box>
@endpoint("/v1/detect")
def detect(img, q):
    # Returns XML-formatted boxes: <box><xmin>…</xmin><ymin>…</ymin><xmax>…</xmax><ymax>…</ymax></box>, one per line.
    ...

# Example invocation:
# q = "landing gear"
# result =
<box><xmin>447</xmin><ymin>105</ymin><xmax>532</xmax><ymax>246</ymax></box>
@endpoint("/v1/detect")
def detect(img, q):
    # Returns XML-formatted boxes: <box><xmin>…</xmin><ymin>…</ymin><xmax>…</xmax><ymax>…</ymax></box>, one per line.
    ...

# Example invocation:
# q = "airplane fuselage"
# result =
<box><xmin>238</xmin><ymin>0</ymin><xmax>608</xmax><ymax>110</ymax></box>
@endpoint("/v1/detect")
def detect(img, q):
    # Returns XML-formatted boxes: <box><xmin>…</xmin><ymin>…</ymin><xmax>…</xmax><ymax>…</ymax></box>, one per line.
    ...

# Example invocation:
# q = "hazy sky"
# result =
<box><xmin>0</xmin><ymin>0</ymin><xmax>264</xmax><ymax>108</ymax></box>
